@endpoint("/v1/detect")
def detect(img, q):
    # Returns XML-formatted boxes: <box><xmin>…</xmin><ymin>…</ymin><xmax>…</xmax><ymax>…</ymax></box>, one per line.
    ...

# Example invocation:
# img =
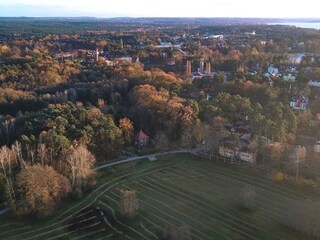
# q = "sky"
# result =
<box><xmin>0</xmin><ymin>0</ymin><xmax>319</xmax><ymax>18</ymax></box>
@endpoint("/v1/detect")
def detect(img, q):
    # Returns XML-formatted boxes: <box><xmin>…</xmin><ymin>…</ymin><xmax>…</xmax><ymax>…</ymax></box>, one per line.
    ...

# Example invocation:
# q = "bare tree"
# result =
<box><xmin>37</xmin><ymin>143</ymin><xmax>47</xmax><ymax>165</ymax></box>
<box><xmin>119</xmin><ymin>189</ymin><xmax>139</xmax><ymax>219</ymax></box>
<box><xmin>67</xmin><ymin>144</ymin><xmax>96</xmax><ymax>192</ymax></box>
<box><xmin>289</xmin><ymin>145</ymin><xmax>306</xmax><ymax>182</ymax></box>
<box><xmin>0</xmin><ymin>146</ymin><xmax>17</xmax><ymax>203</ymax></box>
<box><xmin>0</xmin><ymin>118</ymin><xmax>15</xmax><ymax>146</ymax></box>
<box><xmin>12</xmin><ymin>141</ymin><xmax>26</xmax><ymax>169</ymax></box>
<box><xmin>239</xmin><ymin>185</ymin><xmax>256</xmax><ymax>211</ymax></box>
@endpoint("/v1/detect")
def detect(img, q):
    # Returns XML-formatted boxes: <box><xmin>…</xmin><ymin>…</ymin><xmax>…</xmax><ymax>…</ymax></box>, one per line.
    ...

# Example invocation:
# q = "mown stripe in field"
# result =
<box><xmin>108</xmin><ymin>190</ymin><xmax>209</xmax><ymax>240</ymax></box>
<box><xmin>2</xmin><ymin>159</ymin><xmax>185</xmax><ymax>240</ymax></box>
<box><xmin>131</xmin><ymin>178</ymin><xmax>261</xmax><ymax>239</ymax></box>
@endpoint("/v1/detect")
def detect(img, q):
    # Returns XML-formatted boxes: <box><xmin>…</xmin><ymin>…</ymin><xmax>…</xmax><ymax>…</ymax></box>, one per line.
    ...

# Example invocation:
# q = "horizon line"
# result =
<box><xmin>1</xmin><ymin>16</ymin><xmax>320</xmax><ymax>20</ymax></box>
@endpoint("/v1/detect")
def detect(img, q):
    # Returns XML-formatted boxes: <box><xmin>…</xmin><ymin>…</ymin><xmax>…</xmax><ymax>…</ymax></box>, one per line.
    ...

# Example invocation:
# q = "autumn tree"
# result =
<box><xmin>15</xmin><ymin>165</ymin><xmax>71</xmax><ymax>218</ymax></box>
<box><xmin>133</xmin><ymin>84</ymin><xmax>197</xmax><ymax>140</ymax></box>
<box><xmin>147</xmin><ymin>68</ymin><xmax>182</xmax><ymax>89</ymax></box>
<box><xmin>119</xmin><ymin>118</ymin><xmax>134</xmax><ymax>146</ymax></box>
<box><xmin>67</xmin><ymin>144</ymin><xmax>96</xmax><ymax>195</ymax></box>
<box><xmin>180</xmin><ymin>120</ymin><xmax>210</xmax><ymax>148</ymax></box>
<box><xmin>259</xmin><ymin>143</ymin><xmax>285</xmax><ymax>167</ymax></box>
<box><xmin>154</xmin><ymin>132</ymin><xmax>170</xmax><ymax>152</ymax></box>
<box><xmin>96</xmin><ymin>40</ymin><xmax>108</xmax><ymax>50</ymax></box>
<box><xmin>119</xmin><ymin>189</ymin><xmax>139</xmax><ymax>219</ymax></box>
<box><xmin>209</xmin><ymin>117</ymin><xmax>231</xmax><ymax>154</ymax></box>
<box><xmin>88</xmin><ymin>116</ymin><xmax>123</xmax><ymax>159</ymax></box>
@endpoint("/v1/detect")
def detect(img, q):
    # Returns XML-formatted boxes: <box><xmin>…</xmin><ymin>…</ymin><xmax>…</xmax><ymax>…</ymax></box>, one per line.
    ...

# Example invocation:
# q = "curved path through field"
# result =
<box><xmin>1</xmin><ymin>150</ymin><xmax>315</xmax><ymax>239</ymax></box>
<box><xmin>0</xmin><ymin>149</ymin><xmax>196</xmax><ymax>217</ymax></box>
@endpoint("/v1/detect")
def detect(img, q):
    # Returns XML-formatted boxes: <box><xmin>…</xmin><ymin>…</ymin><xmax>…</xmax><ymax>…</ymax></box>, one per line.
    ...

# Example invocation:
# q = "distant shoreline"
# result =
<box><xmin>267</xmin><ymin>22</ymin><xmax>320</xmax><ymax>30</ymax></box>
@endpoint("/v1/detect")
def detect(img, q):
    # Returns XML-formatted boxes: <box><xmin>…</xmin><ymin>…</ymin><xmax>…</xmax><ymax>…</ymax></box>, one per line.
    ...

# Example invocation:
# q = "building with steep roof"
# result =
<box><xmin>135</xmin><ymin>130</ymin><xmax>150</xmax><ymax>148</ymax></box>
<box><xmin>290</xmin><ymin>95</ymin><xmax>308</xmax><ymax>110</ymax></box>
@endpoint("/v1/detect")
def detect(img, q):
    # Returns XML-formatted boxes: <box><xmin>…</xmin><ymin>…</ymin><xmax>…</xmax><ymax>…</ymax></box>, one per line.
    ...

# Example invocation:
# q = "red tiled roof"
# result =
<box><xmin>194</xmin><ymin>72</ymin><xmax>203</xmax><ymax>77</ymax></box>
<box><xmin>135</xmin><ymin>130</ymin><xmax>149</xmax><ymax>141</ymax></box>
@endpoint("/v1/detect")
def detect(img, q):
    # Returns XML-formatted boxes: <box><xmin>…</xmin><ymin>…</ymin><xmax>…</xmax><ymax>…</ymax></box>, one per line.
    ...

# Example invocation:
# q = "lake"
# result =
<box><xmin>268</xmin><ymin>22</ymin><xmax>320</xmax><ymax>30</ymax></box>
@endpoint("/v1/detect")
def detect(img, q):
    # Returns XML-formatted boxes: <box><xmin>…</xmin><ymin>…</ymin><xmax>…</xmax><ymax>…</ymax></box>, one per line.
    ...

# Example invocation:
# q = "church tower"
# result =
<box><xmin>120</xmin><ymin>39</ymin><xmax>124</xmax><ymax>50</ymax></box>
<box><xmin>95</xmin><ymin>48</ymin><xmax>99</xmax><ymax>62</ymax></box>
<box><xmin>205</xmin><ymin>62</ymin><xmax>211</xmax><ymax>74</ymax></box>
<box><xmin>186</xmin><ymin>60</ymin><xmax>192</xmax><ymax>76</ymax></box>
<box><xmin>199</xmin><ymin>58</ymin><xmax>204</xmax><ymax>73</ymax></box>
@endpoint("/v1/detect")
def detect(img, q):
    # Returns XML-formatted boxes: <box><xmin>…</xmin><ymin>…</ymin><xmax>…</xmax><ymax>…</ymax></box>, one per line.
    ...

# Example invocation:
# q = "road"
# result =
<box><xmin>94</xmin><ymin>149</ymin><xmax>195</xmax><ymax>170</ymax></box>
<box><xmin>0</xmin><ymin>207</ymin><xmax>10</xmax><ymax>216</ymax></box>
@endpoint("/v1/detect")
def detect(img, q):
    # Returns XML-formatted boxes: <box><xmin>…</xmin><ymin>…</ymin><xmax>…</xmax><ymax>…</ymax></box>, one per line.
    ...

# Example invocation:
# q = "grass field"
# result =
<box><xmin>0</xmin><ymin>153</ymin><xmax>319</xmax><ymax>240</ymax></box>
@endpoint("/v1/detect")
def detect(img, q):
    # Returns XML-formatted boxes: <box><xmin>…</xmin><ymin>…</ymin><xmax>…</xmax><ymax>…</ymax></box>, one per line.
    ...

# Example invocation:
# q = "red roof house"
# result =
<box><xmin>135</xmin><ymin>130</ymin><xmax>150</xmax><ymax>147</ymax></box>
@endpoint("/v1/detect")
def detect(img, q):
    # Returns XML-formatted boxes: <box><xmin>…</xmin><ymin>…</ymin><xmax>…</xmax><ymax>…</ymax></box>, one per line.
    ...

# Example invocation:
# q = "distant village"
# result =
<box><xmin>1</xmin><ymin>21</ymin><xmax>320</xmax><ymax>168</ymax></box>
<box><xmin>50</xmin><ymin>29</ymin><xmax>320</xmax><ymax>164</ymax></box>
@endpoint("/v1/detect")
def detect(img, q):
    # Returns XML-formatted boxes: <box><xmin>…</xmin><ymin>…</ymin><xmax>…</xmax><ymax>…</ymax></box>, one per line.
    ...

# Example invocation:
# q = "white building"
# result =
<box><xmin>290</xmin><ymin>95</ymin><xmax>308</xmax><ymax>110</ymax></box>
<box><xmin>314</xmin><ymin>141</ymin><xmax>320</xmax><ymax>153</ymax></box>
<box><xmin>309</xmin><ymin>80</ymin><xmax>320</xmax><ymax>87</ymax></box>
<box><xmin>283</xmin><ymin>73</ymin><xmax>297</xmax><ymax>82</ymax></box>
<box><xmin>203</xmin><ymin>35</ymin><xmax>224</xmax><ymax>39</ymax></box>
<box><xmin>245</xmin><ymin>31</ymin><xmax>256</xmax><ymax>35</ymax></box>
<box><xmin>218</xmin><ymin>146</ymin><xmax>256</xmax><ymax>164</ymax></box>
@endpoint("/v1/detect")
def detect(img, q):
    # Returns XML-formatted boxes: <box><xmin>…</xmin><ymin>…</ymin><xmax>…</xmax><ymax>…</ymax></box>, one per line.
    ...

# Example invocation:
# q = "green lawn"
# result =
<box><xmin>0</xmin><ymin>153</ymin><xmax>318</xmax><ymax>240</ymax></box>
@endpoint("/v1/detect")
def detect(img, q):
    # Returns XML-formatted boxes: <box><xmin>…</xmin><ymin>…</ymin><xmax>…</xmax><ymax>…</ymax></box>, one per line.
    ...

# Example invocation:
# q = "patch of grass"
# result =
<box><xmin>0</xmin><ymin>153</ymin><xmax>318</xmax><ymax>240</ymax></box>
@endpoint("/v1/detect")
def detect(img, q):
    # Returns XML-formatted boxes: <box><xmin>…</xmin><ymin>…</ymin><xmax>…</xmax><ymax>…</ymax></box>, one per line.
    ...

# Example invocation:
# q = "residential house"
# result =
<box><xmin>192</xmin><ymin>71</ymin><xmax>203</xmax><ymax>80</ymax></box>
<box><xmin>283</xmin><ymin>73</ymin><xmax>297</xmax><ymax>82</ymax></box>
<box><xmin>53</xmin><ymin>50</ymin><xmax>74</xmax><ymax>61</ymax></box>
<box><xmin>290</xmin><ymin>95</ymin><xmax>308</xmax><ymax>110</ymax></box>
<box><xmin>309</xmin><ymin>80</ymin><xmax>320</xmax><ymax>87</ymax></box>
<box><xmin>218</xmin><ymin>130</ymin><xmax>256</xmax><ymax>164</ymax></box>
<box><xmin>135</xmin><ymin>130</ymin><xmax>150</xmax><ymax>148</ymax></box>
<box><xmin>218</xmin><ymin>146</ymin><xmax>256</xmax><ymax>164</ymax></box>
<box><xmin>314</xmin><ymin>141</ymin><xmax>320</xmax><ymax>153</ymax></box>
<box><xmin>192</xmin><ymin>72</ymin><xmax>215</xmax><ymax>81</ymax></box>
<box><xmin>166</xmin><ymin>58</ymin><xmax>175</xmax><ymax>66</ymax></box>
<box><xmin>156</xmin><ymin>42</ymin><xmax>182</xmax><ymax>49</ymax></box>
<box><xmin>264</xmin><ymin>65</ymin><xmax>280</xmax><ymax>78</ymax></box>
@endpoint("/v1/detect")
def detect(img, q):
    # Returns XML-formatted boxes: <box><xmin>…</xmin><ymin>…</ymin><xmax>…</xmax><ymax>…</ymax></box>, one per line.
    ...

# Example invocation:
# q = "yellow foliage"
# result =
<box><xmin>274</xmin><ymin>171</ymin><xmax>285</xmax><ymax>182</ymax></box>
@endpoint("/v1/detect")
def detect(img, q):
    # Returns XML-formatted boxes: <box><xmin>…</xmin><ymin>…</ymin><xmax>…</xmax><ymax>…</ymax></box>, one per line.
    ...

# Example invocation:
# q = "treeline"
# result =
<box><xmin>1</xmin><ymin>21</ymin><xmax>320</xmax><ymax>221</ymax></box>
<box><xmin>0</xmin><ymin>141</ymin><xmax>96</xmax><ymax>218</ymax></box>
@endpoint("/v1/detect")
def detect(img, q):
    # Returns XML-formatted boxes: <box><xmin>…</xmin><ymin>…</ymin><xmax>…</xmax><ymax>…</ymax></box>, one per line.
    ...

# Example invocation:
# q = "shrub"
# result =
<box><xmin>239</xmin><ymin>185</ymin><xmax>256</xmax><ymax>211</ymax></box>
<box><xmin>163</xmin><ymin>224</ymin><xmax>191</xmax><ymax>240</ymax></box>
<box><xmin>274</xmin><ymin>171</ymin><xmax>285</xmax><ymax>182</ymax></box>
<box><xmin>119</xmin><ymin>189</ymin><xmax>139</xmax><ymax>219</ymax></box>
